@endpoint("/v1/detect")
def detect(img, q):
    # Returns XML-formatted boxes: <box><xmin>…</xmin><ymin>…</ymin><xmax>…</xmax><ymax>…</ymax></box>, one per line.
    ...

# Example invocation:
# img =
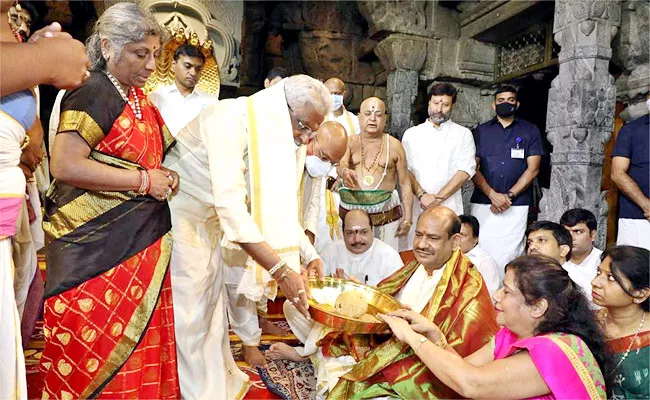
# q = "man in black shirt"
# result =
<box><xmin>471</xmin><ymin>86</ymin><xmax>545</xmax><ymax>277</ymax></box>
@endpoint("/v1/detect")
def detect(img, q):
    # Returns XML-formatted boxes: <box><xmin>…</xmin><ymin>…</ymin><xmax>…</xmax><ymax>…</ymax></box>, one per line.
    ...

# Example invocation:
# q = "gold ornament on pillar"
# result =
<box><xmin>144</xmin><ymin>27</ymin><xmax>220</xmax><ymax>97</ymax></box>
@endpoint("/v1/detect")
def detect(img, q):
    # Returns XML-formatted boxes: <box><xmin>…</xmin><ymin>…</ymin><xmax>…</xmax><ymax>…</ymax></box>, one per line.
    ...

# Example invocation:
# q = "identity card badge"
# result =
<box><xmin>511</xmin><ymin>137</ymin><xmax>524</xmax><ymax>159</ymax></box>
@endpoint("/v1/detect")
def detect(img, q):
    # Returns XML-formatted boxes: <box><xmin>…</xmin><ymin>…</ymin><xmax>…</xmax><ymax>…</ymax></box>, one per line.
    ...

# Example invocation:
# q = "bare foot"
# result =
<box><xmin>266</xmin><ymin>342</ymin><xmax>307</xmax><ymax>362</ymax></box>
<box><xmin>242</xmin><ymin>345</ymin><xmax>268</xmax><ymax>368</ymax></box>
<box><xmin>259</xmin><ymin>317</ymin><xmax>291</xmax><ymax>336</ymax></box>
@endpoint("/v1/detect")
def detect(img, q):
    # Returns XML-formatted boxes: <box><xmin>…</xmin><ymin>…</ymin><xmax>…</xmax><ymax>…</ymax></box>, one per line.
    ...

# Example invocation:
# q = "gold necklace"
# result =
<box><xmin>603</xmin><ymin>311</ymin><xmax>646</xmax><ymax>374</ymax></box>
<box><xmin>359</xmin><ymin>134</ymin><xmax>384</xmax><ymax>187</ymax></box>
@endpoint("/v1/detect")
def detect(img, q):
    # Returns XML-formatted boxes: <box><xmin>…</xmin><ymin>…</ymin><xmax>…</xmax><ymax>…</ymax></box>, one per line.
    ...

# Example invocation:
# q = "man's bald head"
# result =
<box><xmin>324</xmin><ymin>77</ymin><xmax>346</xmax><ymax>95</ymax></box>
<box><xmin>314</xmin><ymin>121</ymin><xmax>348</xmax><ymax>164</ymax></box>
<box><xmin>342</xmin><ymin>210</ymin><xmax>373</xmax><ymax>255</ymax></box>
<box><xmin>413</xmin><ymin>206</ymin><xmax>462</xmax><ymax>271</ymax></box>
<box><xmin>359</xmin><ymin>97</ymin><xmax>387</xmax><ymax>136</ymax></box>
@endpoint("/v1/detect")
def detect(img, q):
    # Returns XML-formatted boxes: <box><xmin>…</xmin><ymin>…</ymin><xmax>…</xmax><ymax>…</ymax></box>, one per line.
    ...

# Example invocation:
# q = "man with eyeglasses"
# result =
<box><xmin>163</xmin><ymin>75</ymin><xmax>332</xmax><ymax>398</ymax></box>
<box><xmin>226</xmin><ymin>120</ymin><xmax>348</xmax><ymax>367</ymax></box>
<box><xmin>337</xmin><ymin>97</ymin><xmax>413</xmax><ymax>252</ymax></box>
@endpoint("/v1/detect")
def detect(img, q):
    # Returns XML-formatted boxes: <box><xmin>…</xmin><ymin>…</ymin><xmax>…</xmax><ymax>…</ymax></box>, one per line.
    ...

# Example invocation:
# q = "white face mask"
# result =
<box><xmin>331</xmin><ymin>94</ymin><xmax>344</xmax><ymax>111</ymax></box>
<box><xmin>305</xmin><ymin>155</ymin><xmax>332</xmax><ymax>177</ymax></box>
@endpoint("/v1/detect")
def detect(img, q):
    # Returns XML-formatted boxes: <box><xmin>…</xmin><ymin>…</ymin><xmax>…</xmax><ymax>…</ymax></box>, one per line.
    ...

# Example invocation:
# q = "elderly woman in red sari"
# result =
<box><xmin>40</xmin><ymin>3</ymin><xmax>180</xmax><ymax>399</ymax></box>
<box><xmin>592</xmin><ymin>246</ymin><xmax>649</xmax><ymax>399</ymax></box>
<box><xmin>380</xmin><ymin>254</ymin><xmax>613</xmax><ymax>399</ymax></box>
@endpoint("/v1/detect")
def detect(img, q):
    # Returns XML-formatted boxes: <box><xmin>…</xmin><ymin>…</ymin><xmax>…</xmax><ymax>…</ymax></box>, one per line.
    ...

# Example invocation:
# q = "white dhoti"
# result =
<box><xmin>0</xmin><ymin>239</ymin><xmax>26</xmax><ymax>400</ymax></box>
<box><xmin>617</xmin><ymin>218</ymin><xmax>650</xmax><ymax>251</ymax></box>
<box><xmin>12</xmin><ymin>180</ymin><xmax>42</xmax><ymax>319</ymax></box>
<box><xmin>225</xmin><ymin>265</ymin><xmax>262</xmax><ymax>346</ymax></box>
<box><xmin>471</xmin><ymin>203</ymin><xmax>528</xmax><ymax>279</ymax></box>
<box><xmin>169</xmin><ymin>192</ymin><xmax>249</xmax><ymax>400</ymax></box>
<box><xmin>283</xmin><ymin>301</ymin><xmax>357</xmax><ymax>398</ymax></box>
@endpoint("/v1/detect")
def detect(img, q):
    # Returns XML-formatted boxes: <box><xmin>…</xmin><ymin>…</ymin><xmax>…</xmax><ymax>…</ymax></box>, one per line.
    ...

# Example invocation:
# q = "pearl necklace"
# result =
<box><xmin>603</xmin><ymin>311</ymin><xmax>646</xmax><ymax>374</ymax></box>
<box><xmin>105</xmin><ymin>71</ymin><xmax>142</xmax><ymax>119</ymax></box>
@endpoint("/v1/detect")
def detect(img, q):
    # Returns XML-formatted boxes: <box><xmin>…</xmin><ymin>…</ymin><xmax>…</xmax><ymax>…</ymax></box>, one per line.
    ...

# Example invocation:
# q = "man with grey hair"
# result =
<box><xmin>163</xmin><ymin>74</ymin><xmax>331</xmax><ymax>400</ymax></box>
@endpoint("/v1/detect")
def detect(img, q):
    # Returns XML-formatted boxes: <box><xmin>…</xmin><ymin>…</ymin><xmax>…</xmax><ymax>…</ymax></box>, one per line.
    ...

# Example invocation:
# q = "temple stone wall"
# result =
<box><xmin>240</xmin><ymin>1</ymin><xmax>386</xmax><ymax>108</ymax></box>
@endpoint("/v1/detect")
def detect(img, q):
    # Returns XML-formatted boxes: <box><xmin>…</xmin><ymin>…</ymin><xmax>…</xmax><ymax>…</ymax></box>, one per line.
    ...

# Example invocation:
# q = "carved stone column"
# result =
<box><xmin>375</xmin><ymin>34</ymin><xmax>426</xmax><ymax>138</ymax></box>
<box><xmin>539</xmin><ymin>0</ymin><xmax>621</xmax><ymax>248</ymax></box>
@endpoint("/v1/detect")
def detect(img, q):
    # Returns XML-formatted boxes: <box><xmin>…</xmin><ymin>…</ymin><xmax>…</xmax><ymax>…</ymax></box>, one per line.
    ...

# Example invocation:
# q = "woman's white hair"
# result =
<box><xmin>86</xmin><ymin>2</ymin><xmax>167</xmax><ymax>71</ymax></box>
<box><xmin>284</xmin><ymin>75</ymin><xmax>333</xmax><ymax>119</ymax></box>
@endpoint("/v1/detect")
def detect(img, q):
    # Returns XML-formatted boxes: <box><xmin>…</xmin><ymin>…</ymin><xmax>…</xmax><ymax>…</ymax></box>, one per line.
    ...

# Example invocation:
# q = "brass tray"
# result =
<box><xmin>307</xmin><ymin>277</ymin><xmax>402</xmax><ymax>334</ymax></box>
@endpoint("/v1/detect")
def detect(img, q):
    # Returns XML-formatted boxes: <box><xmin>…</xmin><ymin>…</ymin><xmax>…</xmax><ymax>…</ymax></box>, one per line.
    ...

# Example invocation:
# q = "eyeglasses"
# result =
<box><xmin>288</xmin><ymin>104</ymin><xmax>316</xmax><ymax>138</ymax></box>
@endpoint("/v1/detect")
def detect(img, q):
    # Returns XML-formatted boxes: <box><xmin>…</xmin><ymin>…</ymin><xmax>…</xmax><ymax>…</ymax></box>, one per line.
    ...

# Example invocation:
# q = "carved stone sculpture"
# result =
<box><xmin>540</xmin><ymin>0</ymin><xmax>622</xmax><ymax>249</ymax></box>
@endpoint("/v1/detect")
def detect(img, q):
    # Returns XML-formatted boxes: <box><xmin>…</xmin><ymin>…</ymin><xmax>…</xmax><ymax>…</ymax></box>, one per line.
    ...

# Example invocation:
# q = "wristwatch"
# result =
<box><xmin>416</xmin><ymin>190</ymin><xmax>426</xmax><ymax>200</ymax></box>
<box><xmin>507</xmin><ymin>191</ymin><xmax>515</xmax><ymax>200</ymax></box>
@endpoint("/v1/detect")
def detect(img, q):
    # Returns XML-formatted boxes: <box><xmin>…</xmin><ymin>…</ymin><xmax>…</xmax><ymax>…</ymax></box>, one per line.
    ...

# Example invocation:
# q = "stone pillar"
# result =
<box><xmin>386</xmin><ymin>69</ymin><xmax>419</xmax><ymax>139</ymax></box>
<box><xmin>539</xmin><ymin>0</ymin><xmax>621</xmax><ymax>249</ymax></box>
<box><xmin>375</xmin><ymin>34</ymin><xmax>426</xmax><ymax>139</ymax></box>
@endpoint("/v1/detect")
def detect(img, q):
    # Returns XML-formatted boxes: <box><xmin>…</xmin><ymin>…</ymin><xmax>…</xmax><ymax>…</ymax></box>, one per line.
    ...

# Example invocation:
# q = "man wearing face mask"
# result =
<box><xmin>400</xmin><ymin>83</ymin><xmax>476</xmax><ymax>252</ymax></box>
<box><xmin>302</xmin><ymin>121</ymin><xmax>349</xmax><ymax>242</ymax></box>
<box><xmin>314</xmin><ymin>78</ymin><xmax>361</xmax><ymax>253</ymax></box>
<box><xmin>470</xmin><ymin>85</ymin><xmax>545</xmax><ymax>277</ymax></box>
<box><xmin>610</xmin><ymin>93</ymin><xmax>650</xmax><ymax>250</ymax></box>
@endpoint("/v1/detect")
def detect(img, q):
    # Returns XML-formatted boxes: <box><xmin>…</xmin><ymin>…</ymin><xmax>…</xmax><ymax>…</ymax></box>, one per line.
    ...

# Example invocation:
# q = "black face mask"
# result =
<box><xmin>495</xmin><ymin>102</ymin><xmax>517</xmax><ymax>118</ymax></box>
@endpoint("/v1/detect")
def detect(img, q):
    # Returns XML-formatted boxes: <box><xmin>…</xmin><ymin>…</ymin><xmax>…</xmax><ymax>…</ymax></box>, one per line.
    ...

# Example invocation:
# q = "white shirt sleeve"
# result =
<box><xmin>477</xmin><ymin>254</ymin><xmax>501</xmax><ymax>296</ymax></box>
<box><xmin>401</xmin><ymin>128</ymin><xmax>415</xmax><ymax>172</ymax></box>
<box><xmin>203</xmin><ymin>102</ymin><xmax>265</xmax><ymax>244</ymax></box>
<box><xmin>454</xmin><ymin>127</ymin><xmax>477</xmax><ymax>178</ymax></box>
<box><xmin>381</xmin><ymin>247</ymin><xmax>405</xmax><ymax>282</ymax></box>
<box><xmin>302</xmin><ymin>176</ymin><xmax>322</xmax><ymax>236</ymax></box>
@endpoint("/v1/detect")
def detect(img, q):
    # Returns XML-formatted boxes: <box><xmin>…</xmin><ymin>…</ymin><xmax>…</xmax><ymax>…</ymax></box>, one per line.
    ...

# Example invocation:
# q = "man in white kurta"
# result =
<box><xmin>560</xmin><ymin>208</ymin><xmax>603</xmax><ymax>306</ymax></box>
<box><xmin>321</xmin><ymin>210</ymin><xmax>402</xmax><ymax>286</ymax></box>
<box><xmin>315</xmin><ymin>77</ymin><xmax>360</xmax><ymax>253</ymax></box>
<box><xmin>163</xmin><ymin>76</ymin><xmax>331</xmax><ymax>400</ymax></box>
<box><xmin>401</xmin><ymin>83</ymin><xmax>476</xmax><ymax>251</ymax></box>
<box><xmin>148</xmin><ymin>44</ymin><xmax>217</xmax><ymax>137</ymax></box>
<box><xmin>226</xmin><ymin>122</ymin><xmax>348</xmax><ymax>367</ymax></box>
<box><xmin>458</xmin><ymin>214</ymin><xmax>501</xmax><ymax>296</ymax></box>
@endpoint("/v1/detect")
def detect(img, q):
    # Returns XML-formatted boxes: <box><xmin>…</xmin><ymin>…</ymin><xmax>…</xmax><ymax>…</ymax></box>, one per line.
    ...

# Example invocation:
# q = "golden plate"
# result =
<box><xmin>307</xmin><ymin>277</ymin><xmax>402</xmax><ymax>334</ymax></box>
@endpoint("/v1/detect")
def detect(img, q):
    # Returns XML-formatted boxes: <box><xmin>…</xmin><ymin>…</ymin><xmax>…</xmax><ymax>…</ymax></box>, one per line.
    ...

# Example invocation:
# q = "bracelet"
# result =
<box><xmin>433</xmin><ymin>335</ymin><xmax>447</xmax><ymax>348</ymax></box>
<box><xmin>19</xmin><ymin>134</ymin><xmax>31</xmax><ymax>150</ymax></box>
<box><xmin>136</xmin><ymin>170</ymin><xmax>150</xmax><ymax>195</ymax></box>
<box><xmin>268</xmin><ymin>260</ymin><xmax>287</xmax><ymax>277</ymax></box>
<box><xmin>416</xmin><ymin>190</ymin><xmax>426</xmax><ymax>200</ymax></box>
<box><xmin>413</xmin><ymin>335</ymin><xmax>428</xmax><ymax>354</ymax></box>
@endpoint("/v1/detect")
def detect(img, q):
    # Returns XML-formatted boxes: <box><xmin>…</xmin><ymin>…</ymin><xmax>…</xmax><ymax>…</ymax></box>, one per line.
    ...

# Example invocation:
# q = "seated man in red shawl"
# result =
<box><xmin>272</xmin><ymin>206</ymin><xmax>498</xmax><ymax>399</ymax></box>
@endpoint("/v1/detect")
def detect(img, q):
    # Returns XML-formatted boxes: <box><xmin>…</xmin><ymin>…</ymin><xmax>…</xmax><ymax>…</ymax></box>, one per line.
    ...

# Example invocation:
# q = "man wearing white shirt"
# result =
<box><xmin>315</xmin><ymin>77</ymin><xmax>361</xmax><ymax>252</ymax></box>
<box><xmin>149</xmin><ymin>44</ymin><xmax>217</xmax><ymax>137</ymax></box>
<box><xmin>458</xmin><ymin>214</ymin><xmax>501</xmax><ymax>296</ymax></box>
<box><xmin>401</xmin><ymin>83</ymin><xmax>476</xmax><ymax>251</ymax></box>
<box><xmin>321</xmin><ymin>209</ymin><xmax>402</xmax><ymax>286</ymax></box>
<box><xmin>560</xmin><ymin>208</ymin><xmax>603</xmax><ymax>304</ymax></box>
